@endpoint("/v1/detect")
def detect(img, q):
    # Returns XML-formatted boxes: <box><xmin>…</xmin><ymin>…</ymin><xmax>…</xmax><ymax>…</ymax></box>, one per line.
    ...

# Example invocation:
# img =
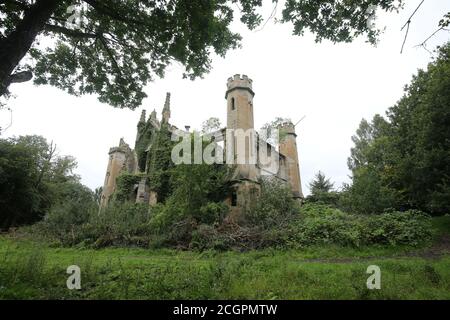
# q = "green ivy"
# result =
<box><xmin>146</xmin><ymin>123</ymin><xmax>176</xmax><ymax>203</ymax></box>
<box><xmin>135</xmin><ymin>121</ymin><xmax>157</xmax><ymax>172</ymax></box>
<box><xmin>114</xmin><ymin>173</ymin><xmax>142</xmax><ymax>203</ymax></box>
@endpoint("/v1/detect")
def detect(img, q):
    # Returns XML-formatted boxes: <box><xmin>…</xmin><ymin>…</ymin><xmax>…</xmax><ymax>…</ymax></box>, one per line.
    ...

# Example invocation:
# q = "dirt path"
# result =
<box><xmin>301</xmin><ymin>235</ymin><xmax>450</xmax><ymax>264</ymax></box>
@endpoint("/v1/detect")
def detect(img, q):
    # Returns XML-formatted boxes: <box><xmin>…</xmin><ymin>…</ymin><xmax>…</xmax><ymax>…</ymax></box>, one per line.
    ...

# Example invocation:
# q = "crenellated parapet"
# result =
<box><xmin>225</xmin><ymin>74</ymin><xmax>254</xmax><ymax>99</ymax></box>
<box><xmin>278</xmin><ymin>121</ymin><xmax>297</xmax><ymax>137</ymax></box>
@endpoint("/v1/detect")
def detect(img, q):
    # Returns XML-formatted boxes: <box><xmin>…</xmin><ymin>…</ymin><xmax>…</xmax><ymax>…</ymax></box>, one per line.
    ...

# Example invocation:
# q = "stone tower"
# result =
<box><xmin>225</xmin><ymin>74</ymin><xmax>258</xmax><ymax>183</ymax></box>
<box><xmin>226</xmin><ymin>74</ymin><xmax>255</xmax><ymax>131</ymax></box>
<box><xmin>279</xmin><ymin>122</ymin><xmax>303</xmax><ymax>199</ymax></box>
<box><xmin>225</xmin><ymin>74</ymin><xmax>260</xmax><ymax>219</ymax></box>
<box><xmin>100</xmin><ymin>138</ymin><xmax>133</xmax><ymax>207</ymax></box>
<box><xmin>162</xmin><ymin>92</ymin><xmax>171</xmax><ymax>123</ymax></box>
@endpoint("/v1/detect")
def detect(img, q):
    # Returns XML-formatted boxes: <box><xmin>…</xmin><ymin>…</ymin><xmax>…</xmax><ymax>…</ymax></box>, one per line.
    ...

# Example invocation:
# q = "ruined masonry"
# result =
<box><xmin>100</xmin><ymin>75</ymin><xmax>303</xmax><ymax>216</ymax></box>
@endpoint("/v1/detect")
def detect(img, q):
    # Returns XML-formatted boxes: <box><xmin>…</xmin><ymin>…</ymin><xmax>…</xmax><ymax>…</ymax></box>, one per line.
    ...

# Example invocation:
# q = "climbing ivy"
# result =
<box><xmin>135</xmin><ymin>121</ymin><xmax>156</xmax><ymax>172</ymax></box>
<box><xmin>114</xmin><ymin>173</ymin><xmax>143</xmax><ymax>203</ymax></box>
<box><xmin>146</xmin><ymin>123</ymin><xmax>175</xmax><ymax>203</ymax></box>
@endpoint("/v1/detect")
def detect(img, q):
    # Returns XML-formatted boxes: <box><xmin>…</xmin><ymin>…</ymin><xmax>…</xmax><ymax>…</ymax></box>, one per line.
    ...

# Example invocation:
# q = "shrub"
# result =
<box><xmin>300</xmin><ymin>202</ymin><xmax>348</xmax><ymax>217</ymax></box>
<box><xmin>362</xmin><ymin>210</ymin><xmax>432</xmax><ymax>246</ymax></box>
<box><xmin>305</xmin><ymin>191</ymin><xmax>341</xmax><ymax>206</ymax></box>
<box><xmin>199</xmin><ymin>202</ymin><xmax>229</xmax><ymax>225</ymax></box>
<box><xmin>291</xmin><ymin>214</ymin><xmax>364</xmax><ymax>247</ymax></box>
<box><xmin>85</xmin><ymin>203</ymin><xmax>152</xmax><ymax>247</ymax></box>
<box><xmin>244</xmin><ymin>178</ymin><xmax>301</xmax><ymax>228</ymax></box>
<box><xmin>23</xmin><ymin>185</ymin><xmax>432</xmax><ymax>250</ymax></box>
<box><xmin>290</xmin><ymin>206</ymin><xmax>432</xmax><ymax>247</ymax></box>
<box><xmin>29</xmin><ymin>182</ymin><xmax>96</xmax><ymax>244</ymax></box>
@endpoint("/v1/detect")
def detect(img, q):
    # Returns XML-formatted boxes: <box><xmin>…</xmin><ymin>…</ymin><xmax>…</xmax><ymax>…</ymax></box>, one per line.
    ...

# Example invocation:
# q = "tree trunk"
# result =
<box><xmin>0</xmin><ymin>0</ymin><xmax>62</xmax><ymax>96</ymax></box>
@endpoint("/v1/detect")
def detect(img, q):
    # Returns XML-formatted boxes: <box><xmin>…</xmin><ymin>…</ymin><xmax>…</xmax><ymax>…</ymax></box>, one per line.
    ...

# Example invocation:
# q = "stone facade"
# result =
<box><xmin>100</xmin><ymin>138</ymin><xmax>136</xmax><ymax>208</ymax></box>
<box><xmin>100</xmin><ymin>75</ymin><xmax>304</xmax><ymax>213</ymax></box>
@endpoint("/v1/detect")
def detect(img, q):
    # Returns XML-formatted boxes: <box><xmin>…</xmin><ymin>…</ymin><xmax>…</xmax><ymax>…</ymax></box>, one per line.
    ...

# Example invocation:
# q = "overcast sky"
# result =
<box><xmin>1</xmin><ymin>0</ymin><xmax>450</xmax><ymax>195</ymax></box>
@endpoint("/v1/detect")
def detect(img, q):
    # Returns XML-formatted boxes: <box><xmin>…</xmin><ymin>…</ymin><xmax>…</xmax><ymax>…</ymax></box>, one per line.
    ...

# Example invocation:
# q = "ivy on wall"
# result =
<box><xmin>135</xmin><ymin>121</ymin><xmax>156</xmax><ymax>172</ymax></box>
<box><xmin>146</xmin><ymin>123</ymin><xmax>175</xmax><ymax>203</ymax></box>
<box><xmin>114</xmin><ymin>173</ymin><xmax>143</xmax><ymax>203</ymax></box>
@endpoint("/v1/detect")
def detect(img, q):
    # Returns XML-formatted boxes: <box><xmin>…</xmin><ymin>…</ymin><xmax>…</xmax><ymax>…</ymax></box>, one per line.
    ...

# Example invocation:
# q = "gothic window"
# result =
<box><xmin>231</xmin><ymin>98</ymin><xmax>235</xmax><ymax>110</ymax></box>
<box><xmin>231</xmin><ymin>191</ymin><xmax>237</xmax><ymax>206</ymax></box>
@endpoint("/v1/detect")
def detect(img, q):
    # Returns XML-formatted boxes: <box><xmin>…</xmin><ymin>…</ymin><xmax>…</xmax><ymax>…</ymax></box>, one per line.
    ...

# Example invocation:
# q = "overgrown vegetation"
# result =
<box><xmin>1</xmin><ymin>233</ymin><xmax>449</xmax><ymax>300</ymax></box>
<box><xmin>342</xmin><ymin>44</ymin><xmax>450</xmax><ymax>215</ymax></box>
<box><xmin>2</xmin><ymin>44</ymin><xmax>450</xmax><ymax>256</ymax></box>
<box><xmin>0</xmin><ymin>135</ymin><xmax>94</xmax><ymax>230</ymax></box>
<box><xmin>146</xmin><ymin>124</ymin><xmax>176</xmax><ymax>203</ymax></box>
<box><xmin>25</xmin><ymin>177</ymin><xmax>433</xmax><ymax>251</ymax></box>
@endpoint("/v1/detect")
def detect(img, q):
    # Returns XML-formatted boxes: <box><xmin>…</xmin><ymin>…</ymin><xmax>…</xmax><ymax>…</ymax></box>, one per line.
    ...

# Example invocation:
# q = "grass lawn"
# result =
<box><xmin>0</xmin><ymin>216</ymin><xmax>449</xmax><ymax>300</ymax></box>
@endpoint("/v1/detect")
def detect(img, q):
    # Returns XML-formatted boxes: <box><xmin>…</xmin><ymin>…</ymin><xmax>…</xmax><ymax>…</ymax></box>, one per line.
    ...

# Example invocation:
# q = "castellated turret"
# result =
<box><xmin>225</xmin><ymin>74</ymin><xmax>257</xmax><ymax>180</ymax></box>
<box><xmin>100</xmin><ymin>138</ymin><xmax>134</xmax><ymax>208</ymax></box>
<box><xmin>226</xmin><ymin>74</ymin><xmax>255</xmax><ymax>131</ymax></box>
<box><xmin>226</xmin><ymin>74</ymin><xmax>253</xmax><ymax>95</ymax></box>
<box><xmin>224</xmin><ymin>75</ymin><xmax>259</xmax><ymax>220</ymax></box>
<box><xmin>279</xmin><ymin>122</ymin><xmax>304</xmax><ymax>199</ymax></box>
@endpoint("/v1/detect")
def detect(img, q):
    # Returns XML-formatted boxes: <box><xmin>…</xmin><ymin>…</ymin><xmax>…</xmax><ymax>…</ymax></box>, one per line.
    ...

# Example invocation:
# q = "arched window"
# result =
<box><xmin>231</xmin><ymin>190</ymin><xmax>238</xmax><ymax>206</ymax></box>
<box><xmin>231</xmin><ymin>98</ymin><xmax>235</xmax><ymax>110</ymax></box>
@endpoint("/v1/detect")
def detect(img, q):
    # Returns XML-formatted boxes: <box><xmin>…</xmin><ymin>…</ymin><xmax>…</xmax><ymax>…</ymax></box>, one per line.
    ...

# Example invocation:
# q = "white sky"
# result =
<box><xmin>1</xmin><ymin>0</ymin><xmax>449</xmax><ymax>195</ymax></box>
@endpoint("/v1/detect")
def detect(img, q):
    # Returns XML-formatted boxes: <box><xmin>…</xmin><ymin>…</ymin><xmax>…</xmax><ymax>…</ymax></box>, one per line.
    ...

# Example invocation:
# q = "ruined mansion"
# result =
<box><xmin>100</xmin><ymin>75</ymin><xmax>303</xmax><ymax>214</ymax></box>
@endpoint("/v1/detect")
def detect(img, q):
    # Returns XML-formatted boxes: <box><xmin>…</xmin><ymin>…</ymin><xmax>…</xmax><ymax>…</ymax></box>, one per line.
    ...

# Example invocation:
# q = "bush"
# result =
<box><xmin>362</xmin><ymin>210</ymin><xmax>432</xmax><ymax>246</ymax></box>
<box><xmin>199</xmin><ymin>202</ymin><xmax>229</xmax><ymax>225</ymax></box>
<box><xmin>300</xmin><ymin>202</ymin><xmax>347</xmax><ymax>217</ymax></box>
<box><xmin>305</xmin><ymin>191</ymin><xmax>340</xmax><ymax>206</ymax></box>
<box><xmin>290</xmin><ymin>205</ymin><xmax>432</xmax><ymax>247</ymax></box>
<box><xmin>190</xmin><ymin>204</ymin><xmax>433</xmax><ymax>250</ymax></box>
<box><xmin>29</xmin><ymin>182</ymin><xmax>96</xmax><ymax>244</ymax></box>
<box><xmin>291</xmin><ymin>214</ymin><xmax>363</xmax><ymax>247</ymax></box>
<box><xmin>24</xmin><ymin>183</ymin><xmax>432</xmax><ymax>251</ymax></box>
<box><xmin>84</xmin><ymin>203</ymin><xmax>152</xmax><ymax>247</ymax></box>
<box><xmin>244</xmin><ymin>178</ymin><xmax>301</xmax><ymax>228</ymax></box>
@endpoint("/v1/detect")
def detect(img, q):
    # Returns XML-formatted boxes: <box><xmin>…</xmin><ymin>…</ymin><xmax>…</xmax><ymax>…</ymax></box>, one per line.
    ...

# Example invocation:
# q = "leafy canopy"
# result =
<box><xmin>346</xmin><ymin>43</ymin><xmax>450</xmax><ymax>215</ymax></box>
<box><xmin>1</xmin><ymin>0</ymin><xmax>415</xmax><ymax>108</ymax></box>
<box><xmin>0</xmin><ymin>135</ymin><xmax>90</xmax><ymax>229</ymax></box>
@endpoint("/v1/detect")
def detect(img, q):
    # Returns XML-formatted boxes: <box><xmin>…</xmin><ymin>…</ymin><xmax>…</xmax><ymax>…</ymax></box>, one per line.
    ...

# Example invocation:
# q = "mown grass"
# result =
<box><xmin>0</xmin><ymin>216</ymin><xmax>449</xmax><ymax>300</ymax></box>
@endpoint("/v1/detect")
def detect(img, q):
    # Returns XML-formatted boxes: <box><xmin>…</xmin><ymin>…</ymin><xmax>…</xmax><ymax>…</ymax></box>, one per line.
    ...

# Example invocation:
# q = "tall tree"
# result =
<box><xmin>346</xmin><ymin>43</ymin><xmax>450</xmax><ymax>214</ymax></box>
<box><xmin>0</xmin><ymin>0</ymin><xmax>247</xmax><ymax>107</ymax></box>
<box><xmin>201</xmin><ymin>117</ymin><xmax>221</xmax><ymax>134</ymax></box>
<box><xmin>309</xmin><ymin>171</ymin><xmax>334</xmax><ymax>195</ymax></box>
<box><xmin>1</xmin><ymin>0</ymin><xmax>436</xmax><ymax>108</ymax></box>
<box><xmin>386</xmin><ymin>43</ymin><xmax>450</xmax><ymax>213</ymax></box>
<box><xmin>0</xmin><ymin>135</ymin><xmax>86</xmax><ymax>229</ymax></box>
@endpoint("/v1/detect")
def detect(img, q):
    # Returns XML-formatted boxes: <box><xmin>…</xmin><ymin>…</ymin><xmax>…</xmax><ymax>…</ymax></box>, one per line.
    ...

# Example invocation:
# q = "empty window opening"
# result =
<box><xmin>231</xmin><ymin>191</ymin><xmax>238</xmax><ymax>206</ymax></box>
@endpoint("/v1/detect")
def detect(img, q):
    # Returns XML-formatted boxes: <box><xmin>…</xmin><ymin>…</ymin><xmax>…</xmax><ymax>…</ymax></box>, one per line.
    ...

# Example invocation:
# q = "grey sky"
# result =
<box><xmin>1</xmin><ymin>0</ymin><xmax>449</xmax><ymax>195</ymax></box>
